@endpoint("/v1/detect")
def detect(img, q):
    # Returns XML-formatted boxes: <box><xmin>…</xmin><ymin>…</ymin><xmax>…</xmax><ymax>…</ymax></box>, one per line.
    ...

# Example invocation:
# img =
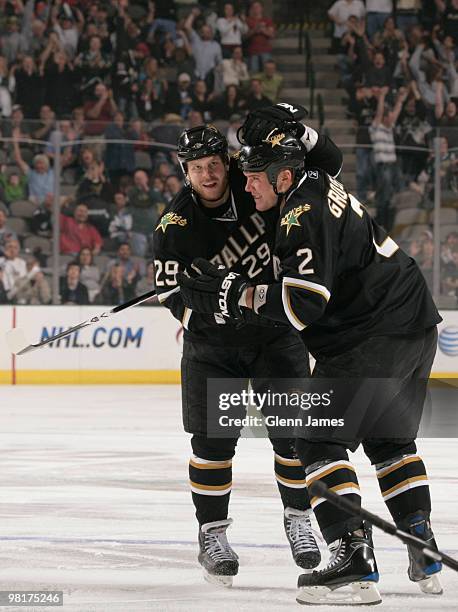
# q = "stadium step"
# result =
<box><xmin>321</xmin><ymin>106</ymin><xmax>349</xmax><ymax>119</ymax></box>
<box><xmin>306</xmin><ymin>104</ymin><xmax>347</xmax><ymax>119</ymax></box>
<box><xmin>343</xmin><ymin>152</ymin><xmax>357</xmax><ymax>162</ymax></box>
<box><xmin>276</xmin><ymin>28</ymin><xmax>330</xmax><ymax>40</ymax></box>
<box><xmin>325</xmin><ymin>118</ymin><xmax>355</xmax><ymax>127</ymax></box>
<box><xmin>340</xmin><ymin>175</ymin><xmax>357</xmax><ymax>191</ymax></box>
<box><xmin>306</xmin><ymin>125</ymin><xmax>355</xmax><ymax>138</ymax></box>
<box><xmin>282</xmin><ymin>87</ymin><xmax>347</xmax><ymax>102</ymax></box>
<box><xmin>322</xmin><ymin>118</ymin><xmax>355</xmax><ymax>132</ymax></box>
<box><xmin>275</xmin><ymin>54</ymin><xmax>336</xmax><ymax>66</ymax></box>
<box><xmin>274</xmin><ymin>36</ymin><xmax>331</xmax><ymax>51</ymax></box>
<box><xmin>342</xmin><ymin>157</ymin><xmax>357</xmax><ymax>172</ymax></box>
<box><xmin>341</xmin><ymin>163</ymin><xmax>357</xmax><ymax>173</ymax></box>
<box><xmin>331</xmin><ymin>127</ymin><xmax>355</xmax><ymax>141</ymax></box>
<box><xmin>276</xmin><ymin>65</ymin><xmax>338</xmax><ymax>78</ymax></box>
<box><xmin>280</xmin><ymin>73</ymin><xmax>340</xmax><ymax>88</ymax></box>
<box><xmin>276</xmin><ymin>29</ymin><xmax>330</xmax><ymax>40</ymax></box>
<box><xmin>273</xmin><ymin>24</ymin><xmax>355</xmax><ymax>157</ymax></box>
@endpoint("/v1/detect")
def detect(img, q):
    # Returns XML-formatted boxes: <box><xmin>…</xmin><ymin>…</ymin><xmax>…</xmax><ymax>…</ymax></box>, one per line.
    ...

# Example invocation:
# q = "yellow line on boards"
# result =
<box><xmin>0</xmin><ymin>370</ymin><xmax>181</xmax><ymax>384</ymax></box>
<box><xmin>431</xmin><ymin>373</ymin><xmax>458</xmax><ymax>378</ymax></box>
<box><xmin>0</xmin><ymin>371</ymin><xmax>457</xmax><ymax>385</ymax></box>
<box><xmin>0</xmin><ymin>371</ymin><xmax>11</xmax><ymax>384</ymax></box>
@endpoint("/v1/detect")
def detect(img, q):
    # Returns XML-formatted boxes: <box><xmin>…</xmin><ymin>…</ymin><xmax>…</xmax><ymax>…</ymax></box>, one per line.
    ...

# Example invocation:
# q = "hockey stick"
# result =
<box><xmin>309</xmin><ymin>480</ymin><xmax>458</xmax><ymax>572</ymax></box>
<box><xmin>6</xmin><ymin>289</ymin><xmax>158</xmax><ymax>356</ymax></box>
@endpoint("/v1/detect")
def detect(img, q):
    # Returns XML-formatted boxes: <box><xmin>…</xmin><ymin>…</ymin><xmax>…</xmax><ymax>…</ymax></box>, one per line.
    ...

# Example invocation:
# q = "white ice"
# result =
<box><xmin>0</xmin><ymin>385</ymin><xmax>457</xmax><ymax>612</ymax></box>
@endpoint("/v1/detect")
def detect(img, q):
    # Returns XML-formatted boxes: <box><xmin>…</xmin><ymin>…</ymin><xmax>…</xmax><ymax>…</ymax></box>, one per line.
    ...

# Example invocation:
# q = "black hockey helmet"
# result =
<box><xmin>177</xmin><ymin>125</ymin><xmax>228</xmax><ymax>164</ymax></box>
<box><xmin>237</xmin><ymin>131</ymin><xmax>306</xmax><ymax>195</ymax></box>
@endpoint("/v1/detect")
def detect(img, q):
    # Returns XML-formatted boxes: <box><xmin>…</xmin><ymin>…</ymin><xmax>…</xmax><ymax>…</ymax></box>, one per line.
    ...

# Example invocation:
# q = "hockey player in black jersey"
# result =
<box><xmin>178</xmin><ymin>125</ymin><xmax>443</xmax><ymax>603</ymax></box>
<box><xmin>152</xmin><ymin>106</ymin><xmax>343</xmax><ymax>586</ymax></box>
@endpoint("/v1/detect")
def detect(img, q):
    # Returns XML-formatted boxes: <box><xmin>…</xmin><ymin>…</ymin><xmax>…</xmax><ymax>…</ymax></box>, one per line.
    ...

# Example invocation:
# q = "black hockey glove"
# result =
<box><xmin>177</xmin><ymin>259</ymin><xmax>250</xmax><ymax>322</ymax></box>
<box><xmin>237</xmin><ymin>102</ymin><xmax>308</xmax><ymax>145</ymax></box>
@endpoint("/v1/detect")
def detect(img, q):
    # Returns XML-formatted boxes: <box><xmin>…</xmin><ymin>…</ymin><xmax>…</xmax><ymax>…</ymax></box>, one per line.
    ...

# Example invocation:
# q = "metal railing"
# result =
<box><xmin>300</xmin><ymin>28</ymin><xmax>316</xmax><ymax>120</ymax></box>
<box><xmin>297</xmin><ymin>2</ymin><xmax>310</xmax><ymax>55</ymax></box>
<box><xmin>316</xmin><ymin>93</ymin><xmax>325</xmax><ymax>131</ymax></box>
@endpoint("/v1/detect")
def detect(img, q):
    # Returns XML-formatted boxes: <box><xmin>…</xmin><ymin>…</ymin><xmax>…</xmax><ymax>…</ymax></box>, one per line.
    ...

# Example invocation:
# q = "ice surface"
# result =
<box><xmin>0</xmin><ymin>385</ymin><xmax>457</xmax><ymax>611</ymax></box>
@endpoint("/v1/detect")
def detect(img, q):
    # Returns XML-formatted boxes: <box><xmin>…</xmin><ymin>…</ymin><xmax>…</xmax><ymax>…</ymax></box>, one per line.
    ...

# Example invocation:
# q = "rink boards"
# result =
<box><xmin>0</xmin><ymin>305</ymin><xmax>457</xmax><ymax>383</ymax></box>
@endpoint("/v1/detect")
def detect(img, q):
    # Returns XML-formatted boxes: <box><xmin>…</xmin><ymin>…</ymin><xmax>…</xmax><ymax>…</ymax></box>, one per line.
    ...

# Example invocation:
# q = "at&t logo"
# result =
<box><xmin>438</xmin><ymin>326</ymin><xmax>458</xmax><ymax>357</ymax></box>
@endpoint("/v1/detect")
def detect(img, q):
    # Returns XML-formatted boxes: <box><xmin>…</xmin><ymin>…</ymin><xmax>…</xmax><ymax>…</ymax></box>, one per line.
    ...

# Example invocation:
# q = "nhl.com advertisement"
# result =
<box><xmin>0</xmin><ymin>307</ymin><xmax>457</xmax><ymax>382</ymax></box>
<box><xmin>39</xmin><ymin>324</ymin><xmax>144</xmax><ymax>350</ymax></box>
<box><xmin>0</xmin><ymin>305</ymin><xmax>183</xmax><ymax>381</ymax></box>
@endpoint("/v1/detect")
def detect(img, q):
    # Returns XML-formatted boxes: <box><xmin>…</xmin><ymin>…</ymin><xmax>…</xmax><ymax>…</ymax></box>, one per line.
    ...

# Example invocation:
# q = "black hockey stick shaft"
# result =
<box><xmin>12</xmin><ymin>289</ymin><xmax>158</xmax><ymax>355</ymax></box>
<box><xmin>309</xmin><ymin>480</ymin><xmax>458</xmax><ymax>572</ymax></box>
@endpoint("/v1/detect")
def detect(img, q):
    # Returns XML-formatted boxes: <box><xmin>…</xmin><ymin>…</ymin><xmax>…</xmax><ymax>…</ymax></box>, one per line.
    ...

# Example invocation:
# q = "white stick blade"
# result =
<box><xmin>5</xmin><ymin>328</ymin><xmax>29</xmax><ymax>355</ymax></box>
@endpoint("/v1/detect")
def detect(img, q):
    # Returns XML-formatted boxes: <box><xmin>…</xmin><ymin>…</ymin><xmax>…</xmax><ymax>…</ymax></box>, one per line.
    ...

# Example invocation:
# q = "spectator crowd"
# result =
<box><xmin>328</xmin><ymin>0</ymin><xmax>458</xmax><ymax>297</ymax></box>
<box><xmin>0</xmin><ymin>0</ymin><xmax>457</xmax><ymax>305</ymax></box>
<box><xmin>0</xmin><ymin>0</ymin><xmax>284</xmax><ymax>305</ymax></box>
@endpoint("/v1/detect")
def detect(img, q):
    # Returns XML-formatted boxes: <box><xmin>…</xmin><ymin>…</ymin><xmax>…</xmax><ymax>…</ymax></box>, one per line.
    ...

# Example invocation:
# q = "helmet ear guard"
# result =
<box><xmin>178</xmin><ymin>158</ymin><xmax>191</xmax><ymax>186</ymax></box>
<box><xmin>266</xmin><ymin>161</ymin><xmax>304</xmax><ymax>195</ymax></box>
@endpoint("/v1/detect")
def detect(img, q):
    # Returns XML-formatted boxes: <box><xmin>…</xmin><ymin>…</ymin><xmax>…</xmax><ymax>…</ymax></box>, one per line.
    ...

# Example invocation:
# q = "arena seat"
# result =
<box><xmin>10</xmin><ymin>200</ymin><xmax>37</xmax><ymax>218</ymax></box>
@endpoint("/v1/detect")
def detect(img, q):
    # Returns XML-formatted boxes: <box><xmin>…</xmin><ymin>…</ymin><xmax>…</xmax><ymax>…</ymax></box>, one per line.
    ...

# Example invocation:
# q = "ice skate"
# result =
<box><xmin>284</xmin><ymin>507</ymin><xmax>321</xmax><ymax>570</ymax></box>
<box><xmin>296</xmin><ymin>524</ymin><xmax>381</xmax><ymax>605</ymax></box>
<box><xmin>402</xmin><ymin>512</ymin><xmax>443</xmax><ymax>595</ymax></box>
<box><xmin>198</xmin><ymin>518</ymin><xmax>239</xmax><ymax>587</ymax></box>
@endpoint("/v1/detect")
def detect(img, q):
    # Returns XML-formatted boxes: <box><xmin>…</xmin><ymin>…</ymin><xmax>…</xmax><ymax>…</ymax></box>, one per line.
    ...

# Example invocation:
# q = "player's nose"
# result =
<box><xmin>202</xmin><ymin>168</ymin><xmax>214</xmax><ymax>181</ymax></box>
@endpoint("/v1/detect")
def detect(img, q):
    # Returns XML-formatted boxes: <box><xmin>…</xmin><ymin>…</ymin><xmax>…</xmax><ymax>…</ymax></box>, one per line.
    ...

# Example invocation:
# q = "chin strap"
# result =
<box><xmin>272</xmin><ymin>178</ymin><xmax>289</xmax><ymax>198</ymax></box>
<box><xmin>272</xmin><ymin>181</ymin><xmax>297</xmax><ymax>201</ymax></box>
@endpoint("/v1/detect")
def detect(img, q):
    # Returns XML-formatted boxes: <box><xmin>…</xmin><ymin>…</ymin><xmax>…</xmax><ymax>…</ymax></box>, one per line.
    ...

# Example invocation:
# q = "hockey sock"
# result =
<box><xmin>375</xmin><ymin>454</ymin><xmax>431</xmax><ymax>525</ymax></box>
<box><xmin>274</xmin><ymin>452</ymin><xmax>310</xmax><ymax>510</ymax></box>
<box><xmin>189</xmin><ymin>455</ymin><xmax>233</xmax><ymax>525</ymax></box>
<box><xmin>306</xmin><ymin>459</ymin><xmax>362</xmax><ymax>544</ymax></box>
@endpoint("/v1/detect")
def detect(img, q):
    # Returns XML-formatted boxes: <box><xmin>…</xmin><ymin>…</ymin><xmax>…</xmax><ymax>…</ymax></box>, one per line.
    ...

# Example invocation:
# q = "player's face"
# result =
<box><xmin>244</xmin><ymin>171</ymin><xmax>277</xmax><ymax>211</ymax></box>
<box><xmin>187</xmin><ymin>155</ymin><xmax>228</xmax><ymax>203</ymax></box>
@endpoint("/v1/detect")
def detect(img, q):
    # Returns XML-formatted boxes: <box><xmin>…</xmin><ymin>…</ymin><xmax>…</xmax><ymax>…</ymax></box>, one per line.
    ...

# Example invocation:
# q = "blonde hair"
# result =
<box><xmin>33</xmin><ymin>154</ymin><xmax>50</xmax><ymax>170</ymax></box>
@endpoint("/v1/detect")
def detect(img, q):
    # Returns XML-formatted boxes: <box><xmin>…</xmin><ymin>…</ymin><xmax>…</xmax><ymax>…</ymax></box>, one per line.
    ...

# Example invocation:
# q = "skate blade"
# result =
<box><xmin>417</xmin><ymin>573</ymin><xmax>443</xmax><ymax>595</ymax></box>
<box><xmin>296</xmin><ymin>581</ymin><xmax>382</xmax><ymax>606</ymax></box>
<box><xmin>202</xmin><ymin>568</ymin><xmax>233</xmax><ymax>588</ymax></box>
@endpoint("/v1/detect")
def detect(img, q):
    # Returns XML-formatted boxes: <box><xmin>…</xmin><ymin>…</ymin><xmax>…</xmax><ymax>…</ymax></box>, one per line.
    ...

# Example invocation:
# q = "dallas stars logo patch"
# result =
<box><xmin>156</xmin><ymin>212</ymin><xmax>187</xmax><ymax>233</ymax></box>
<box><xmin>280</xmin><ymin>204</ymin><xmax>311</xmax><ymax>236</ymax></box>
<box><xmin>265</xmin><ymin>132</ymin><xmax>285</xmax><ymax>148</ymax></box>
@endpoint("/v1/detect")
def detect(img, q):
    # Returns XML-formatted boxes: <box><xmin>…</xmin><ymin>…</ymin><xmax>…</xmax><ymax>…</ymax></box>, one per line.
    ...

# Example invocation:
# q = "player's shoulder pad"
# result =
<box><xmin>278</xmin><ymin>170</ymin><xmax>327</xmax><ymax>237</ymax></box>
<box><xmin>279</xmin><ymin>198</ymin><xmax>315</xmax><ymax>241</ymax></box>
<box><xmin>287</xmin><ymin>167</ymin><xmax>326</xmax><ymax>204</ymax></box>
<box><xmin>303</xmin><ymin>167</ymin><xmax>322</xmax><ymax>182</ymax></box>
<box><xmin>165</xmin><ymin>185</ymin><xmax>192</xmax><ymax>214</ymax></box>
